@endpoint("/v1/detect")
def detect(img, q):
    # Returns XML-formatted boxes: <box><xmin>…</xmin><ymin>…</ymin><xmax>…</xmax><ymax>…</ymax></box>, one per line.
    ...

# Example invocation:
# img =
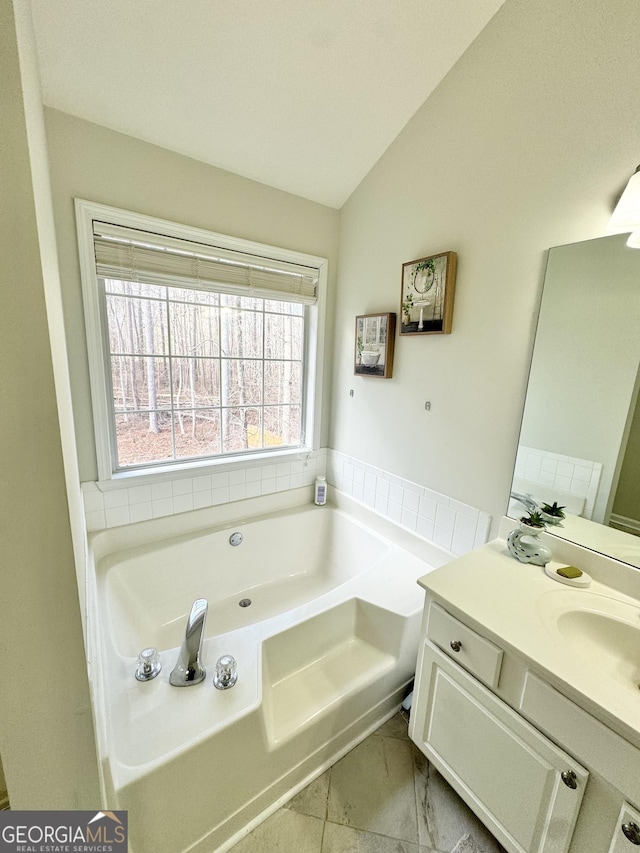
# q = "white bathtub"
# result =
<box><xmin>87</xmin><ymin>490</ymin><xmax>452</xmax><ymax>853</ymax></box>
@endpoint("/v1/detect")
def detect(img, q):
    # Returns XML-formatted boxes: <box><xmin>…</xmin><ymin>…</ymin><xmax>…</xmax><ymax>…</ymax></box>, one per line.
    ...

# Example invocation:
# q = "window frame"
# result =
<box><xmin>75</xmin><ymin>199</ymin><xmax>327</xmax><ymax>485</ymax></box>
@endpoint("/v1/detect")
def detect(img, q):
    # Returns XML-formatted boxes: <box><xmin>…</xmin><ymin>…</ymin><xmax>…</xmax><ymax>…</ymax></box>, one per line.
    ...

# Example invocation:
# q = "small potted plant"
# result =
<box><xmin>519</xmin><ymin>510</ymin><xmax>547</xmax><ymax>535</ymax></box>
<box><xmin>402</xmin><ymin>293</ymin><xmax>414</xmax><ymax>325</ymax></box>
<box><xmin>539</xmin><ymin>501</ymin><xmax>566</xmax><ymax>526</ymax></box>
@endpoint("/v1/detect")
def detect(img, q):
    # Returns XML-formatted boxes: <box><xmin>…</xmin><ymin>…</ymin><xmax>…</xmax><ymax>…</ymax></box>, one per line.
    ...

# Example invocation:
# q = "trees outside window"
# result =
<box><xmin>105</xmin><ymin>282</ymin><xmax>305</xmax><ymax>468</ymax></box>
<box><xmin>75</xmin><ymin>200</ymin><xmax>326</xmax><ymax>481</ymax></box>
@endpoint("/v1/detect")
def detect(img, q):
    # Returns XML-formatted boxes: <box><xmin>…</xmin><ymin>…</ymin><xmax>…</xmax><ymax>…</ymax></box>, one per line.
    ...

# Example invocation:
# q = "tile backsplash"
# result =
<box><xmin>82</xmin><ymin>447</ymin><xmax>491</xmax><ymax>557</ymax></box>
<box><xmin>326</xmin><ymin>449</ymin><xmax>491</xmax><ymax>556</ymax></box>
<box><xmin>514</xmin><ymin>444</ymin><xmax>601</xmax><ymax>519</ymax></box>
<box><xmin>82</xmin><ymin>450</ymin><xmax>326</xmax><ymax>532</ymax></box>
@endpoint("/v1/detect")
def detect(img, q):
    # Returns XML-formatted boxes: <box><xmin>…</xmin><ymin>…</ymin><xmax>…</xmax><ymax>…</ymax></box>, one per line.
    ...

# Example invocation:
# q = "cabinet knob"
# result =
<box><xmin>560</xmin><ymin>769</ymin><xmax>577</xmax><ymax>789</ymax></box>
<box><xmin>450</xmin><ymin>640</ymin><xmax>462</xmax><ymax>653</ymax></box>
<box><xmin>622</xmin><ymin>822</ymin><xmax>640</xmax><ymax>845</ymax></box>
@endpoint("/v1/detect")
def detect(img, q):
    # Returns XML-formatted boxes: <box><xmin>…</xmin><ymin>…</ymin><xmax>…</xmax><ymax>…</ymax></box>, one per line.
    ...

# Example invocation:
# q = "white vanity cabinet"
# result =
<box><xmin>410</xmin><ymin>596</ymin><xmax>640</xmax><ymax>853</ymax></box>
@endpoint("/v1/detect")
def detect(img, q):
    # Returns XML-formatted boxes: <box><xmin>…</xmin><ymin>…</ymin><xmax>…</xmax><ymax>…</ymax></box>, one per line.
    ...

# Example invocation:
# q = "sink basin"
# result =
<box><xmin>537</xmin><ymin>590</ymin><xmax>640</xmax><ymax>692</ymax></box>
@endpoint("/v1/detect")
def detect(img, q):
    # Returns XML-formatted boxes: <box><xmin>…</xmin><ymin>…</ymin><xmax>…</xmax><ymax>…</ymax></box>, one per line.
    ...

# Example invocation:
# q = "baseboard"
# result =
<box><xmin>609</xmin><ymin>513</ymin><xmax>640</xmax><ymax>535</ymax></box>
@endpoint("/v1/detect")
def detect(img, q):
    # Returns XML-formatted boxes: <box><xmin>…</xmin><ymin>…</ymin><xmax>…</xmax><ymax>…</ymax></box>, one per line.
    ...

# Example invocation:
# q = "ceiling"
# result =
<box><xmin>29</xmin><ymin>0</ymin><xmax>506</xmax><ymax>208</ymax></box>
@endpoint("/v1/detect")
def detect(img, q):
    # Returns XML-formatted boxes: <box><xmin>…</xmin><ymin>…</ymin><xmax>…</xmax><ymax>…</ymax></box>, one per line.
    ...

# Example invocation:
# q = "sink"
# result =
<box><xmin>537</xmin><ymin>590</ymin><xmax>640</xmax><ymax>692</ymax></box>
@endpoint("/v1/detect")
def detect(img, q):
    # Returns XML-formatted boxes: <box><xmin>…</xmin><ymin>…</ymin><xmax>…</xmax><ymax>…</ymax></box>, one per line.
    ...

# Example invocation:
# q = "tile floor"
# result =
<box><xmin>230</xmin><ymin>712</ymin><xmax>506</xmax><ymax>853</ymax></box>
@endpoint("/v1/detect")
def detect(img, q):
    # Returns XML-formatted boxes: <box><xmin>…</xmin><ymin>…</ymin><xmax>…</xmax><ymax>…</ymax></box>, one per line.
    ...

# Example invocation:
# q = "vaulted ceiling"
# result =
<box><xmin>30</xmin><ymin>0</ymin><xmax>506</xmax><ymax>207</ymax></box>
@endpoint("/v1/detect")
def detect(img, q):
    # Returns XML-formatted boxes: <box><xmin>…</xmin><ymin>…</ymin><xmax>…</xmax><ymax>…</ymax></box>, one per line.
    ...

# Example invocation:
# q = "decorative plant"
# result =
<box><xmin>401</xmin><ymin>292</ymin><xmax>414</xmax><ymax>322</ymax></box>
<box><xmin>520</xmin><ymin>510</ymin><xmax>546</xmax><ymax>529</ymax></box>
<box><xmin>540</xmin><ymin>501</ymin><xmax>566</xmax><ymax>519</ymax></box>
<box><xmin>411</xmin><ymin>258</ymin><xmax>435</xmax><ymax>285</ymax></box>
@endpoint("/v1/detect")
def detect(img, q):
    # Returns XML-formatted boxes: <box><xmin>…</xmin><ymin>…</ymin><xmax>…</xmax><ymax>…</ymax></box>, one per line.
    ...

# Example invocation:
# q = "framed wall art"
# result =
<box><xmin>400</xmin><ymin>251</ymin><xmax>457</xmax><ymax>336</ymax></box>
<box><xmin>354</xmin><ymin>313</ymin><xmax>396</xmax><ymax>378</ymax></box>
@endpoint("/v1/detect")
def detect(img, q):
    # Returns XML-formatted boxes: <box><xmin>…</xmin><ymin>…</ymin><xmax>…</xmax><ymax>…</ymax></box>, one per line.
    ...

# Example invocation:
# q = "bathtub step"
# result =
<box><xmin>264</xmin><ymin>636</ymin><xmax>395</xmax><ymax>746</ymax></box>
<box><xmin>262</xmin><ymin>599</ymin><xmax>403</xmax><ymax>747</ymax></box>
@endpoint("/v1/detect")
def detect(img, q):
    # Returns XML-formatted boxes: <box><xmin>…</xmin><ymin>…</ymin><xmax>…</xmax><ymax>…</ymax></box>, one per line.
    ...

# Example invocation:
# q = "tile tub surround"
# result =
<box><xmin>326</xmin><ymin>450</ymin><xmax>491</xmax><ymax>557</ymax></box>
<box><xmin>514</xmin><ymin>444</ymin><xmax>602</xmax><ymax>520</ymax></box>
<box><xmin>230</xmin><ymin>712</ymin><xmax>506</xmax><ymax>853</ymax></box>
<box><xmin>81</xmin><ymin>447</ymin><xmax>491</xmax><ymax>559</ymax></box>
<box><xmin>82</xmin><ymin>449</ymin><xmax>327</xmax><ymax>531</ymax></box>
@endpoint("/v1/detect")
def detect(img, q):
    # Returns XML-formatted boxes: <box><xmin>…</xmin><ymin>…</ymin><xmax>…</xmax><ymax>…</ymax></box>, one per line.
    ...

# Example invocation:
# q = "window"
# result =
<box><xmin>76</xmin><ymin>201</ymin><xmax>327</xmax><ymax>482</ymax></box>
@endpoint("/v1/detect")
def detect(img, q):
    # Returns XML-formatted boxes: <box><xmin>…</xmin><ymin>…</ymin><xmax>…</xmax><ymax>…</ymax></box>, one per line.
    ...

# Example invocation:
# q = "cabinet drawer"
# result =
<box><xmin>427</xmin><ymin>601</ymin><xmax>503</xmax><ymax>688</ymax></box>
<box><xmin>521</xmin><ymin>671</ymin><xmax>640</xmax><ymax>796</ymax></box>
<box><xmin>608</xmin><ymin>803</ymin><xmax>640</xmax><ymax>852</ymax></box>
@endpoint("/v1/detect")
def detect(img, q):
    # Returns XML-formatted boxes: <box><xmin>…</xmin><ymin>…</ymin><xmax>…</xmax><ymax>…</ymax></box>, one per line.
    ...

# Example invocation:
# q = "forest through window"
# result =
<box><xmin>104</xmin><ymin>279</ymin><xmax>305</xmax><ymax>469</ymax></box>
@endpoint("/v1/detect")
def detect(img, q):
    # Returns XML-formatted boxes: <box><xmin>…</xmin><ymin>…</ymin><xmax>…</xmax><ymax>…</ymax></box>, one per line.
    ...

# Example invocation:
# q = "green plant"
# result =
<box><xmin>412</xmin><ymin>258</ymin><xmax>435</xmax><ymax>283</ymax></box>
<box><xmin>520</xmin><ymin>511</ymin><xmax>546</xmax><ymax>528</ymax></box>
<box><xmin>540</xmin><ymin>501</ymin><xmax>566</xmax><ymax>519</ymax></box>
<box><xmin>402</xmin><ymin>293</ymin><xmax>414</xmax><ymax>318</ymax></box>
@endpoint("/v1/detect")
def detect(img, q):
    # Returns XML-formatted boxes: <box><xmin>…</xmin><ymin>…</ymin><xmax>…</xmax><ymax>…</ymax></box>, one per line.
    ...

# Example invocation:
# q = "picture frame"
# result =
<box><xmin>400</xmin><ymin>251</ymin><xmax>457</xmax><ymax>335</ymax></box>
<box><xmin>354</xmin><ymin>313</ymin><xmax>396</xmax><ymax>378</ymax></box>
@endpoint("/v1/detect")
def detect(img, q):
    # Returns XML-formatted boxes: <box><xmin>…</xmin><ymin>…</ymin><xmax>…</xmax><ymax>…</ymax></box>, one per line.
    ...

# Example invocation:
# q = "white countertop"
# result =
<box><xmin>418</xmin><ymin>537</ymin><xmax>640</xmax><ymax>750</ymax></box>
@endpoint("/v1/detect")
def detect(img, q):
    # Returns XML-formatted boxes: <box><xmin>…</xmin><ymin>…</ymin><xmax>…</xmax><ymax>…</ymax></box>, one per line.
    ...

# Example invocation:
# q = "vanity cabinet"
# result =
<box><xmin>410</xmin><ymin>597</ymin><xmax>640</xmax><ymax>853</ymax></box>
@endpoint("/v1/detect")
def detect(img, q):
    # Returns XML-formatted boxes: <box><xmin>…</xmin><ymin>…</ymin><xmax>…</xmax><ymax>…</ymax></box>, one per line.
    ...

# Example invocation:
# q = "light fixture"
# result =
<box><xmin>608</xmin><ymin>165</ymin><xmax>640</xmax><ymax>233</ymax></box>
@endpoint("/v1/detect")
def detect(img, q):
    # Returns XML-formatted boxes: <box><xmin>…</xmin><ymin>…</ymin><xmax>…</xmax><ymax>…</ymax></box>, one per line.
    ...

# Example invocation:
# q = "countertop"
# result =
<box><xmin>418</xmin><ymin>538</ymin><xmax>640</xmax><ymax>751</ymax></box>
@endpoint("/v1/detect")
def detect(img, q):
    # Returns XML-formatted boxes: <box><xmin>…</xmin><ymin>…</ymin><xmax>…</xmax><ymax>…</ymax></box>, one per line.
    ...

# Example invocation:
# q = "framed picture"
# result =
<box><xmin>400</xmin><ymin>251</ymin><xmax>457</xmax><ymax>335</ymax></box>
<box><xmin>354</xmin><ymin>313</ymin><xmax>396</xmax><ymax>378</ymax></box>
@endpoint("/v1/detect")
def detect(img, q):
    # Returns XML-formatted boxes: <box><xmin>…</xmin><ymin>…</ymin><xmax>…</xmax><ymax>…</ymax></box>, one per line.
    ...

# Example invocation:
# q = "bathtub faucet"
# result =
<box><xmin>510</xmin><ymin>490</ymin><xmax>538</xmax><ymax>515</ymax></box>
<box><xmin>169</xmin><ymin>598</ymin><xmax>208</xmax><ymax>686</ymax></box>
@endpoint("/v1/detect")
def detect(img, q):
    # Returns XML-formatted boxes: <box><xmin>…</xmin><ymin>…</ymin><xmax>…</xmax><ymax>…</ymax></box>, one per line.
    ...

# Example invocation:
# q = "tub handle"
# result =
<box><xmin>213</xmin><ymin>655</ymin><xmax>238</xmax><ymax>690</ymax></box>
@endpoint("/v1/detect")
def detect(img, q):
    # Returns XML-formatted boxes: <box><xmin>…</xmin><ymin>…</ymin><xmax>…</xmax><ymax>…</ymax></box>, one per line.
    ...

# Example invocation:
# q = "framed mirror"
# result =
<box><xmin>508</xmin><ymin>233</ymin><xmax>640</xmax><ymax>569</ymax></box>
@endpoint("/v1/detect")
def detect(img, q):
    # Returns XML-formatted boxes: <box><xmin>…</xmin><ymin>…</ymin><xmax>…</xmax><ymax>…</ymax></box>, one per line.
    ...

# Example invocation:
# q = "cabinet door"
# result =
<box><xmin>411</xmin><ymin>642</ymin><xmax>588</xmax><ymax>853</ymax></box>
<box><xmin>609</xmin><ymin>803</ymin><xmax>640</xmax><ymax>852</ymax></box>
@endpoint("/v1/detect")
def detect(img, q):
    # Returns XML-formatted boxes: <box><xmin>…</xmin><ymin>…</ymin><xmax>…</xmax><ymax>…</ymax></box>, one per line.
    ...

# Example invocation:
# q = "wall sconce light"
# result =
<box><xmin>608</xmin><ymin>165</ymin><xmax>640</xmax><ymax>248</ymax></box>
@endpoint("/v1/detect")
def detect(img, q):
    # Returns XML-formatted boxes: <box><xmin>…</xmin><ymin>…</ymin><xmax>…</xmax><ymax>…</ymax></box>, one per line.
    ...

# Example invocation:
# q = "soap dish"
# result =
<box><xmin>544</xmin><ymin>564</ymin><xmax>592</xmax><ymax>587</ymax></box>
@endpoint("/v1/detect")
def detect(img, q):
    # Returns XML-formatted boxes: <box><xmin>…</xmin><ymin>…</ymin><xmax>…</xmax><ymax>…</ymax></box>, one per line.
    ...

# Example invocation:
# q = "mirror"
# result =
<box><xmin>508</xmin><ymin>233</ymin><xmax>640</xmax><ymax>569</ymax></box>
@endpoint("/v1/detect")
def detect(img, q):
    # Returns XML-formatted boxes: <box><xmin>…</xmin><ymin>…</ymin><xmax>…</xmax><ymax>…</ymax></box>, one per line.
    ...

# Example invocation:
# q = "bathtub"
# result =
<box><xmin>87</xmin><ymin>489</ymin><xmax>452</xmax><ymax>853</ymax></box>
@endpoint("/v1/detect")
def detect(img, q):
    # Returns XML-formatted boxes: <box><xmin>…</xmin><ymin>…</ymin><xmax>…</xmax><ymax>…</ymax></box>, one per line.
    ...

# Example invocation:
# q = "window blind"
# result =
<box><xmin>92</xmin><ymin>221</ymin><xmax>319</xmax><ymax>304</ymax></box>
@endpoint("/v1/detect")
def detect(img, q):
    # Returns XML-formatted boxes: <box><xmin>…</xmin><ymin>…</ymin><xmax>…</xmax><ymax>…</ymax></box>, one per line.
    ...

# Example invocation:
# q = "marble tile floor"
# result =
<box><xmin>230</xmin><ymin>712</ymin><xmax>507</xmax><ymax>853</ymax></box>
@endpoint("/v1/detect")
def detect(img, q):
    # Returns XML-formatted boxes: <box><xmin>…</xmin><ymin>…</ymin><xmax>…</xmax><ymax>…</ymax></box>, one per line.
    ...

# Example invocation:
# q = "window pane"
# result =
<box><xmin>221</xmin><ymin>360</ymin><xmax>263</xmax><ymax>406</ymax></box>
<box><xmin>220</xmin><ymin>309</ymin><xmax>263</xmax><ymax>359</ymax></box>
<box><xmin>104</xmin><ymin>279</ymin><xmax>165</xmax><ymax>299</ymax></box>
<box><xmin>168</xmin><ymin>287</ymin><xmax>219</xmax><ymax>306</ymax></box>
<box><xmin>264</xmin><ymin>299</ymin><xmax>304</xmax><ymax>316</ymax></box>
<box><xmin>264</xmin><ymin>405</ymin><xmax>301</xmax><ymax>447</ymax></box>
<box><xmin>116</xmin><ymin>411</ymin><xmax>174</xmax><ymax>467</ymax></box>
<box><xmin>222</xmin><ymin>407</ymin><xmax>261</xmax><ymax>453</ymax></box>
<box><xmin>112</xmin><ymin>356</ymin><xmax>171</xmax><ymax>411</ymax></box>
<box><xmin>264</xmin><ymin>361</ymin><xmax>302</xmax><ymax>405</ymax></box>
<box><xmin>171</xmin><ymin>358</ymin><xmax>220</xmax><ymax>408</ymax></box>
<box><xmin>174</xmin><ymin>410</ymin><xmax>221</xmax><ymax>457</ymax></box>
<box><xmin>106</xmin><ymin>294</ymin><xmax>168</xmax><ymax>355</ymax></box>
<box><xmin>169</xmin><ymin>302</ymin><xmax>220</xmax><ymax>357</ymax></box>
<box><xmin>220</xmin><ymin>294</ymin><xmax>262</xmax><ymax>311</ymax></box>
<box><xmin>265</xmin><ymin>314</ymin><xmax>303</xmax><ymax>360</ymax></box>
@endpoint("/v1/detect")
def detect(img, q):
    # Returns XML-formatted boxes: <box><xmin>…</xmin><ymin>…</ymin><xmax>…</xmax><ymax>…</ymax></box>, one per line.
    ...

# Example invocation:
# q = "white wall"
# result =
<box><xmin>44</xmin><ymin>108</ymin><xmax>340</xmax><ymax>483</ymax></box>
<box><xmin>0</xmin><ymin>0</ymin><xmax>100</xmax><ymax>808</ymax></box>
<box><xmin>331</xmin><ymin>0</ymin><xmax>640</xmax><ymax>536</ymax></box>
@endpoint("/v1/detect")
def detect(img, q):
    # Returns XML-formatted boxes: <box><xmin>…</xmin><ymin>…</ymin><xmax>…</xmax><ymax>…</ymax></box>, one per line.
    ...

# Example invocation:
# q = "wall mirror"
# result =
<box><xmin>508</xmin><ymin>233</ymin><xmax>640</xmax><ymax>569</ymax></box>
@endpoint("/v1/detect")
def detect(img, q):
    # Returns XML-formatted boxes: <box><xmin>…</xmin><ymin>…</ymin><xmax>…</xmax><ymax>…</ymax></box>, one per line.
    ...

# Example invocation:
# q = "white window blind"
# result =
<box><xmin>92</xmin><ymin>221</ymin><xmax>319</xmax><ymax>304</ymax></box>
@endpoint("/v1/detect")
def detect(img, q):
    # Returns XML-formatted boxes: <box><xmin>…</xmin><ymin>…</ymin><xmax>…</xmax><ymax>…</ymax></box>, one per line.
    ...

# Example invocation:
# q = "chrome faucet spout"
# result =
<box><xmin>510</xmin><ymin>491</ymin><xmax>538</xmax><ymax>515</ymax></box>
<box><xmin>169</xmin><ymin>598</ymin><xmax>208</xmax><ymax>686</ymax></box>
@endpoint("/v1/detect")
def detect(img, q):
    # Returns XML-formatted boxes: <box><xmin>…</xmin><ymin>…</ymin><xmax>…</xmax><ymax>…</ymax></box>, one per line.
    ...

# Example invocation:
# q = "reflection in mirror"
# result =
<box><xmin>508</xmin><ymin>233</ymin><xmax>640</xmax><ymax>569</ymax></box>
